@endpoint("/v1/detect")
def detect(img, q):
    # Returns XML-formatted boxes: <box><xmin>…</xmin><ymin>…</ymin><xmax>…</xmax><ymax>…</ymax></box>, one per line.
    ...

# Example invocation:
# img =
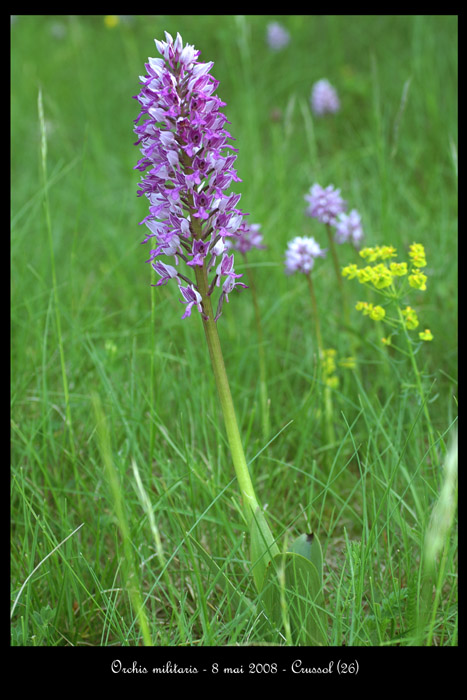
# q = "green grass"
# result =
<box><xmin>11</xmin><ymin>14</ymin><xmax>457</xmax><ymax>647</ymax></box>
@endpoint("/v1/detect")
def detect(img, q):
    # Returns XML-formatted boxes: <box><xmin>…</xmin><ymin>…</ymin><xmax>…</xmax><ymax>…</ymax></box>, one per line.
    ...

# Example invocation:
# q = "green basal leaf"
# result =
<box><xmin>261</xmin><ymin>533</ymin><xmax>327</xmax><ymax>645</ymax></box>
<box><xmin>290</xmin><ymin>532</ymin><xmax>323</xmax><ymax>584</ymax></box>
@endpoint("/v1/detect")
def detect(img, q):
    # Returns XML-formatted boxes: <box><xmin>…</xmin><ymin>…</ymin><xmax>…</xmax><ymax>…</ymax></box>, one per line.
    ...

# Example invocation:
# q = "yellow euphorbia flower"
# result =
<box><xmin>104</xmin><ymin>15</ymin><xmax>120</xmax><ymax>29</ymax></box>
<box><xmin>390</xmin><ymin>261</ymin><xmax>408</xmax><ymax>276</ymax></box>
<box><xmin>369</xmin><ymin>305</ymin><xmax>386</xmax><ymax>321</ymax></box>
<box><xmin>342</xmin><ymin>263</ymin><xmax>359</xmax><ymax>279</ymax></box>
<box><xmin>402</xmin><ymin>305</ymin><xmax>419</xmax><ymax>329</ymax></box>
<box><xmin>409</xmin><ymin>243</ymin><xmax>427</xmax><ymax>268</ymax></box>
<box><xmin>359</xmin><ymin>245</ymin><xmax>397</xmax><ymax>262</ymax></box>
<box><xmin>408</xmin><ymin>271</ymin><xmax>428</xmax><ymax>291</ymax></box>
<box><xmin>339</xmin><ymin>356</ymin><xmax>357</xmax><ymax>369</ymax></box>
<box><xmin>356</xmin><ymin>266</ymin><xmax>375</xmax><ymax>283</ymax></box>
<box><xmin>370</xmin><ymin>264</ymin><xmax>393</xmax><ymax>289</ymax></box>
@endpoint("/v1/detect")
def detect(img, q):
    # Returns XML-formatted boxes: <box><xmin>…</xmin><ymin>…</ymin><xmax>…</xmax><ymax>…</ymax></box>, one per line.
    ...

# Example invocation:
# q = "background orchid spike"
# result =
<box><xmin>134</xmin><ymin>31</ymin><xmax>247</xmax><ymax>321</ymax></box>
<box><xmin>284</xmin><ymin>236</ymin><xmax>327</xmax><ymax>275</ymax></box>
<box><xmin>304</xmin><ymin>183</ymin><xmax>347</xmax><ymax>225</ymax></box>
<box><xmin>266</xmin><ymin>21</ymin><xmax>291</xmax><ymax>52</ymax></box>
<box><xmin>333</xmin><ymin>209</ymin><xmax>364</xmax><ymax>247</ymax></box>
<box><xmin>310</xmin><ymin>79</ymin><xmax>340</xmax><ymax>116</ymax></box>
<box><xmin>225</xmin><ymin>221</ymin><xmax>266</xmax><ymax>255</ymax></box>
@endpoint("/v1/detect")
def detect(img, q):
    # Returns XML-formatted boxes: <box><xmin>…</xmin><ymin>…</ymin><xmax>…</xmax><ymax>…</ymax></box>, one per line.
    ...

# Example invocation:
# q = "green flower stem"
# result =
<box><xmin>193</xmin><ymin>262</ymin><xmax>261</xmax><ymax>526</ymax></box>
<box><xmin>186</xmin><ymin>165</ymin><xmax>275</xmax><ymax>549</ymax></box>
<box><xmin>306</xmin><ymin>273</ymin><xmax>336</xmax><ymax>449</ymax></box>
<box><xmin>306</xmin><ymin>273</ymin><xmax>324</xmax><ymax>358</ymax></box>
<box><xmin>395</xmin><ymin>303</ymin><xmax>438</xmax><ymax>466</ymax></box>
<box><xmin>243</xmin><ymin>252</ymin><xmax>270</xmax><ymax>442</ymax></box>
<box><xmin>326</xmin><ymin>223</ymin><xmax>349</xmax><ymax>324</ymax></box>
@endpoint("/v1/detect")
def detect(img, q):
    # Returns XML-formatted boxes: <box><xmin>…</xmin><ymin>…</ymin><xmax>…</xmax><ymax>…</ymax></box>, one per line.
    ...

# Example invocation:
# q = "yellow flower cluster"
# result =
<box><xmin>359</xmin><ymin>245</ymin><xmax>397</xmax><ymax>261</ymax></box>
<box><xmin>104</xmin><ymin>15</ymin><xmax>120</xmax><ymax>29</ymax></box>
<box><xmin>342</xmin><ymin>263</ymin><xmax>394</xmax><ymax>288</ymax></box>
<box><xmin>343</xmin><ymin>242</ymin><xmax>434</xmax><ymax>344</ymax></box>
<box><xmin>401</xmin><ymin>305</ymin><xmax>419</xmax><ymax>330</ymax></box>
<box><xmin>338</xmin><ymin>356</ymin><xmax>357</xmax><ymax>369</ymax></box>
<box><xmin>322</xmin><ymin>348</ymin><xmax>339</xmax><ymax>388</ymax></box>
<box><xmin>389</xmin><ymin>262</ymin><xmax>408</xmax><ymax>276</ymax></box>
<box><xmin>408</xmin><ymin>243</ymin><xmax>427</xmax><ymax>268</ymax></box>
<box><xmin>408</xmin><ymin>271</ymin><xmax>427</xmax><ymax>290</ymax></box>
<box><xmin>355</xmin><ymin>301</ymin><xmax>386</xmax><ymax>320</ymax></box>
<box><xmin>419</xmin><ymin>329</ymin><xmax>433</xmax><ymax>341</ymax></box>
<box><xmin>342</xmin><ymin>242</ymin><xmax>429</xmax><ymax>293</ymax></box>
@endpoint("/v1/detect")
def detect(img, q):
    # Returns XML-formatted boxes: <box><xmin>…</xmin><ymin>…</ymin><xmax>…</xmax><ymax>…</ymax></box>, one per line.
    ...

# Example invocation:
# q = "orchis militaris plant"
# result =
<box><xmin>284</xmin><ymin>236</ymin><xmax>336</xmax><ymax>449</ymax></box>
<box><xmin>304</xmin><ymin>183</ymin><xmax>365</xmax><ymax>328</ymax></box>
<box><xmin>134</xmin><ymin>33</ymin><xmax>325</xmax><ymax>643</ymax></box>
<box><xmin>342</xmin><ymin>242</ymin><xmax>438</xmax><ymax>465</ymax></box>
<box><xmin>226</xmin><ymin>222</ymin><xmax>270</xmax><ymax>441</ymax></box>
<box><xmin>285</xmin><ymin>236</ymin><xmax>327</xmax><ymax>354</ymax></box>
<box><xmin>304</xmin><ymin>183</ymin><xmax>348</xmax><ymax>316</ymax></box>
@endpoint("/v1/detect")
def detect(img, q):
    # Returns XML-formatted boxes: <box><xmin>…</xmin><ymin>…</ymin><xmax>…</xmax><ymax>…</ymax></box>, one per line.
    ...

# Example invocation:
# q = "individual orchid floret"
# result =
<box><xmin>333</xmin><ymin>209</ymin><xmax>364</xmax><ymax>247</ymax></box>
<box><xmin>179</xmin><ymin>284</ymin><xmax>204</xmax><ymax>319</ymax></box>
<box><xmin>285</xmin><ymin>236</ymin><xmax>327</xmax><ymax>275</ymax></box>
<box><xmin>266</xmin><ymin>22</ymin><xmax>290</xmax><ymax>51</ymax></box>
<box><xmin>214</xmin><ymin>252</ymin><xmax>243</xmax><ymax>287</ymax></box>
<box><xmin>151</xmin><ymin>260</ymin><xmax>180</xmax><ymax>286</ymax></box>
<box><xmin>305</xmin><ymin>183</ymin><xmax>347</xmax><ymax>225</ymax></box>
<box><xmin>134</xmin><ymin>31</ymin><xmax>246</xmax><ymax>320</ymax></box>
<box><xmin>310</xmin><ymin>79</ymin><xmax>340</xmax><ymax>116</ymax></box>
<box><xmin>226</xmin><ymin>222</ymin><xmax>266</xmax><ymax>255</ymax></box>
<box><xmin>214</xmin><ymin>275</ymin><xmax>248</xmax><ymax>321</ymax></box>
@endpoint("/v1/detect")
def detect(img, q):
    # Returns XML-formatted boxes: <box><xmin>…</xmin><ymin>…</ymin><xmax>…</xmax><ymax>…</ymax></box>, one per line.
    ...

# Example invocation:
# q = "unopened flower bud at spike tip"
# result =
<box><xmin>134</xmin><ymin>32</ymin><xmax>246</xmax><ymax>321</ymax></box>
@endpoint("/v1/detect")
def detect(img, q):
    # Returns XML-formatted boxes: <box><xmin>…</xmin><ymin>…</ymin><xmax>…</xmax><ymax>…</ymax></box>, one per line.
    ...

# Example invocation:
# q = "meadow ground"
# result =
<box><xmin>11</xmin><ymin>14</ymin><xmax>457</xmax><ymax>651</ymax></box>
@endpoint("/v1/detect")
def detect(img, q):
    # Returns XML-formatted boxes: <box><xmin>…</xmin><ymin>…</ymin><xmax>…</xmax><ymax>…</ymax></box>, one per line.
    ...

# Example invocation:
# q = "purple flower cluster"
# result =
<box><xmin>266</xmin><ymin>22</ymin><xmax>290</xmax><ymax>51</ymax></box>
<box><xmin>305</xmin><ymin>183</ymin><xmax>347</xmax><ymax>225</ymax></box>
<box><xmin>226</xmin><ymin>222</ymin><xmax>266</xmax><ymax>255</ymax></box>
<box><xmin>333</xmin><ymin>209</ymin><xmax>364</xmax><ymax>247</ymax></box>
<box><xmin>310</xmin><ymin>79</ymin><xmax>340</xmax><ymax>116</ymax></box>
<box><xmin>284</xmin><ymin>236</ymin><xmax>327</xmax><ymax>275</ymax></box>
<box><xmin>304</xmin><ymin>183</ymin><xmax>365</xmax><ymax>248</ymax></box>
<box><xmin>134</xmin><ymin>32</ymin><xmax>247</xmax><ymax>320</ymax></box>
